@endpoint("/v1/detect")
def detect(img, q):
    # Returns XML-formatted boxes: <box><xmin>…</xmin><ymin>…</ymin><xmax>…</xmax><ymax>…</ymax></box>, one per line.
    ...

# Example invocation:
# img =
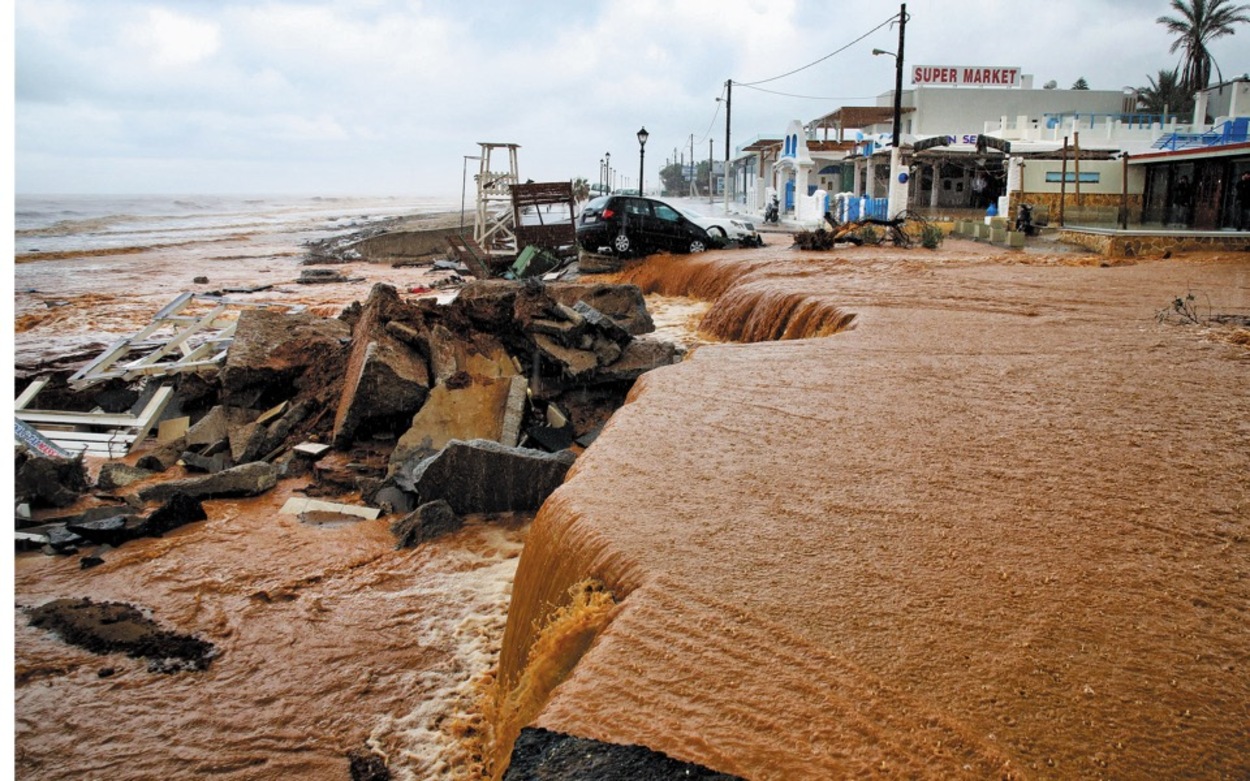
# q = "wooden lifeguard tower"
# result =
<box><xmin>474</xmin><ymin>142</ymin><xmax>520</xmax><ymax>257</ymax></box>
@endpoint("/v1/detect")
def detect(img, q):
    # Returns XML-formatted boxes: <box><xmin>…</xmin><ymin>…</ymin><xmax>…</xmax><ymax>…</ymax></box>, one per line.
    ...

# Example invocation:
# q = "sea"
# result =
<box><xmin>11</xmin><ymin>193</ymin><xmax>464</xmax><ymax>371</ymax></box>
<box><xmin>14</xmin><ymin>193</ymin><xmax>461</xmax><ymax>257</ymax></box>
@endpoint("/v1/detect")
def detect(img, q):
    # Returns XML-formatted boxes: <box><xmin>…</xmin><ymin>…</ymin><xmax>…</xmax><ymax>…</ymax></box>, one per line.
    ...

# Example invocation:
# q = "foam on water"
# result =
<box><xmin>14</xmin><ymin>194</ymin><xmax>459</xmax><ymax>256</ymax></box>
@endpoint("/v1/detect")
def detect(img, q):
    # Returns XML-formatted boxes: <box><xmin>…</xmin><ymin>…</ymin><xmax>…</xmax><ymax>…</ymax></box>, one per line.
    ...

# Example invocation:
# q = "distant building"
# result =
<box><xmin>729</xmin><ymin>69</ymin><xmax>1249</xmax><ymax>237</ymax></box>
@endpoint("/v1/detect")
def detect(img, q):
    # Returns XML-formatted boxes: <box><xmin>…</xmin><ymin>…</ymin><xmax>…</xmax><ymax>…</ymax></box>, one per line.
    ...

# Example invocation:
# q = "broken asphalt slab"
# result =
<box><xmin>135</xmin><ymin>462</ymin><xmax>280</xmax><ymax>505</ymax></box>
<box><xmin>390</xmin><ymin>439</ymin><xmax>575</xmax><ymax>515</ymax></box>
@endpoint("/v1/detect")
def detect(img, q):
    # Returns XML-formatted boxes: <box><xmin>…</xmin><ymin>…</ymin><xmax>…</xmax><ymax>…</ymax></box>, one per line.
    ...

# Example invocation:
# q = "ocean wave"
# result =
<box><xmin>15</xmin><ymin>214</ymin><xmax>140</xmax><ymax>238</ymax></box>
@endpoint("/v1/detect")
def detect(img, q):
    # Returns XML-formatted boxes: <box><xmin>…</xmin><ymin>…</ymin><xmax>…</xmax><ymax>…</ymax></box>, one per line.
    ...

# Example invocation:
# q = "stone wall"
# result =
<box><xmin>1058</xmin><ymin>229</ymin><xmax>1250</xmax><ymax>257</ymax></box>
<box><xmin>1009</xmin><ymin>191</ymin><xmax>1142</xmax><ymax>226</ymax></box>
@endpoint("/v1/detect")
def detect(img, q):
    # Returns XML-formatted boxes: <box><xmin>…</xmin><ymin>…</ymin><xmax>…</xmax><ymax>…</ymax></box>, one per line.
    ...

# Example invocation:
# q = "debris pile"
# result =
<box><xmin>15</xmin><ymin>278</ymin><xmax>682</xmax><ymax>552</ymax></box>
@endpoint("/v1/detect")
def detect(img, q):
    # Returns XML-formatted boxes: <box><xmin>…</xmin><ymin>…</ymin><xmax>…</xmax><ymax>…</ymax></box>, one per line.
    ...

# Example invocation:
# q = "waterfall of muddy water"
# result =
<box><xmin>493</xmin><ymin>245</ymin><xmax>1250</xmax><ymax>778</ymax></box>
<box><xmin>14</xmin><ymin>476</ymin><xmax>530</xmax><ymax>779</ymax></box>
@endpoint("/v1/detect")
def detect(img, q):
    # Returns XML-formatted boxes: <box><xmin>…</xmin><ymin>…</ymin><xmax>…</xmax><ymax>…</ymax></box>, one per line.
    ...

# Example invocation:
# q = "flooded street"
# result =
<box><xmin>496</xmin><ymin>239</ymin><xmax>1250</xmax><ymax>778</ymax></box>
<box><xmin>14</xmin><ymin>232</ymin><xmax>1250</xmax><ymax>779</ymax></box>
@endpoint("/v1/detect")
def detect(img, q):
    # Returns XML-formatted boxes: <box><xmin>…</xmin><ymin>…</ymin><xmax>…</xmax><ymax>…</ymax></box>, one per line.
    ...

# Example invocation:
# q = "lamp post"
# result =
<box><xmin>461</xmin><ymin>154</ymin><xmax>481</xmax><ymax>232</ymax></box>
<box><xmin>599</xmin><ymin>158</ymin><xmax>605</xmax><ymax>194</ymax></box>
<box><xmin>637</xmin><ymin>126</ymin><xmax>649</xmax><ymax>196</ymax></box>
<box><xmin>605</xmin><ymin>151</ymin><xmax>611</xmax><ymax>194</ymax></box>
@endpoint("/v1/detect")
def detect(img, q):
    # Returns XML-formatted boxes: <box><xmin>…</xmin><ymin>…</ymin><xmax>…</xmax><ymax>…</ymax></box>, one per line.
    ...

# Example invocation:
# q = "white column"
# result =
<box><xmin>1002</xmin><ymin>156</ymin><xmax>1023</xmax><ymax>218</ymax></box>
<box><xmin>887</xmin><ymin>147</ymin><xmax>910</xmax><ymax>219</ymax></box>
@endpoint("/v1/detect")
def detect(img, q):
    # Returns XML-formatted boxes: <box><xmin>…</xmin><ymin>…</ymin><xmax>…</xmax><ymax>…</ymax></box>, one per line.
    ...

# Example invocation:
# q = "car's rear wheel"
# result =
<box><xmin>688</xmin><ymin>238</ymin><xmax>707</xmax><ymax>253</ymax></box>
<box><xmin>708</xmin><ymin>226</ymin><xmax>727</xmax><ymax>239</ymax></box>
<box><xmin>612</xmin><ymin>232</ymin><xmax>632</xmax><ymax>255</ymax></box>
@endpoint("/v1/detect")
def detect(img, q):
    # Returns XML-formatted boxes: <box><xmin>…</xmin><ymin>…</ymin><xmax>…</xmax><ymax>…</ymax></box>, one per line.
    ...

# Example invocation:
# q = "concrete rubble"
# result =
<box><xmin>389</xmin><ymin>499</ymin><xmax>462</xmax><ymax>548</ymax></box>
<box><xmin>389</xmin><ymin>439</ymin><xmax>577</xmax><ymax>515</ymax></box>
<box><xmin>15</xmin><ymin>276</ymin><xmax>683</xmax><ymax>554</ymax></box>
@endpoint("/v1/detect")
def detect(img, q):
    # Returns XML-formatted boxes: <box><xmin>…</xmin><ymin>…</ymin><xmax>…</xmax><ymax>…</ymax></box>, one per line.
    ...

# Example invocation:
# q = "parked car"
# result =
<box><xmin>576</xmin><ymin>195</ymin><xmax>718</xmax><ymax>256</ymax></box>
<box><xmin>664</xmin><ymin>202</ymin><xmax>762</xmax><ymax>247</ymax></box>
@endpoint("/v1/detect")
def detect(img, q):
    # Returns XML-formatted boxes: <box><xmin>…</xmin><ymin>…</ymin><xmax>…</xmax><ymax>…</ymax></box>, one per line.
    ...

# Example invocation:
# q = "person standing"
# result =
<box><xmin>1235</xmin><ymin>171</ymin><xmax>1250</xmax><ymax>230</ymax></box>
<box><xmin>1170</xmin><ymin>174</ymin><xmax>1193</xmax><ymax>227</ymax></box>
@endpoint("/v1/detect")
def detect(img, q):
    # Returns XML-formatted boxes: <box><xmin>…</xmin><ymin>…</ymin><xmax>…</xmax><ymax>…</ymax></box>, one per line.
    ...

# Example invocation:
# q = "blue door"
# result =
<box><xmin>785</xmin><ymin>180</ymin><xmax>794</xmax><ymax>210</ymax></box>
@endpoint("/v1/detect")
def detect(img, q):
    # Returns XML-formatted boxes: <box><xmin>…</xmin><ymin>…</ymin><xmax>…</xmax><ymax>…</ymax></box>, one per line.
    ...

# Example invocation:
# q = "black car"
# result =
<box><xmin>576</xmin><ymin>195</ymin><xmax>718</xmax><ymax>256</ymax></box>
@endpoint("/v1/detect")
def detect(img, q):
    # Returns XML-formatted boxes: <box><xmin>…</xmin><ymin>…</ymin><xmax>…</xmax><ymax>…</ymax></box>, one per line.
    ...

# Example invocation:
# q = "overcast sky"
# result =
<box><xmin>12</xmin><ymin>0</ymin><xmax>1250</xmax><ymax>196</ymax></box>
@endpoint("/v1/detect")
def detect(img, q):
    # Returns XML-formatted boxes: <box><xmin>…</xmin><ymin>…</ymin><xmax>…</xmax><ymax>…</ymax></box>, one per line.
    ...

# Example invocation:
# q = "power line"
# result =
<box><xmin>737</xmin><ymin>12</ymin><xmax>901</xmax><ymax>87</ymax></box>
<box><xmin>694</xmin><ymin>83</ymin><xmax>729</xmax><ymax>144</ymax></box>
<box><xmin>736</xmin><ymin>83</ymin><xmax>879</xmax><ymax>101</ymax></box>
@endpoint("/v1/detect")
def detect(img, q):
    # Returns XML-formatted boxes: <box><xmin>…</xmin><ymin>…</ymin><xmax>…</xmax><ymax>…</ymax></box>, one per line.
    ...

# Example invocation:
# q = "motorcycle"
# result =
<box><xmin>1015</xmin><ymin>203</ymin><xmax>1035</xmax><ymax>236</ymax></box>
<box><xmin>764</xmin><ymin>195</ymin><xmax>780</xmax><ymax>224</ymax></box>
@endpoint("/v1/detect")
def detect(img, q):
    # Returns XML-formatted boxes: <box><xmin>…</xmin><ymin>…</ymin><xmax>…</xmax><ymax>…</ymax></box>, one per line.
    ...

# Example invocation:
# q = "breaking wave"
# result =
<box><xmin>16</xmin><ymin>214</ymin><xmax>143</xmax><ymax>238</ymax></box>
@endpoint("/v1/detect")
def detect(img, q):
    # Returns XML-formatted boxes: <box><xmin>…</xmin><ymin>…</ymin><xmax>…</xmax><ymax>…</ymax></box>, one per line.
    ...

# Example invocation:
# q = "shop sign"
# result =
<box><xmin>913</xmin><ymin>65</ymin><xmax>1021</xmax><ymax>87</ymax></box>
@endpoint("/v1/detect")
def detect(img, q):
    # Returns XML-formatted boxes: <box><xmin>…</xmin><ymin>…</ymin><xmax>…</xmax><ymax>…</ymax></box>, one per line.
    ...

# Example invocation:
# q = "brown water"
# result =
<box><xmin>14</xmin><ymin>235</ymin><xmax>1250</xmax><ymax>780</ymax></box>
<box><xmin>15</xmin><ymin>477</ymin><xmax>528</xmax><ymax>779</ymax></box>
<box><xmin>492</xmin><ymin>240</ymin><xmax>1250</xmax><ymax>778</ymax></box>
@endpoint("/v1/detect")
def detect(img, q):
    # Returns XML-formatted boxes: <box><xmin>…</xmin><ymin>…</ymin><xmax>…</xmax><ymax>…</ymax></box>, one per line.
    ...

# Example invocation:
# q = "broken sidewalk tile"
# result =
<box><xmin>157</xmin><ymin>416</ymin><xmax>190</xmax><ymax>443</ymax></box>
<box><xmin>278</xmin><ymin>497</ymin><xmax>381</xmax><ymax>521</ymax></box>
<box><xmin>293</xmin><ymin>442</ymin><xmax>332</xmax><ymax>458</ymax></box>
<box><xmin>255</xmin><ymin>400</ymin><xmax>289</xmax><ymax>425</ymax></box>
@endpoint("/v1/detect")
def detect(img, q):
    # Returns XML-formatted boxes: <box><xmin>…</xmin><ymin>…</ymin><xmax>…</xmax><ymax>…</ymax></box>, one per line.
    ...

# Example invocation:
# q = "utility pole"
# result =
<box><xmin>690</xmin><ymin>134</ymin><xmax>696</xmax><ymax>197</ymax></box>
<box><xmin>886</xmin><ymin>3</ymin><xmax>908</xmax><ymax>218</ymax></box>
<box><xmin>709</xmin><ymin>138</ymin><xmax>714</xmax><ymax>204</ymax></box>
<box><xmin>724</xmin><ymin>79</ymin><xmax>732</xmax><ymax>214</ymax></box>
<box><xmin>892</xmin><ymin>3</ymin><xmax>906</xmax><ymax>149</ymax></box>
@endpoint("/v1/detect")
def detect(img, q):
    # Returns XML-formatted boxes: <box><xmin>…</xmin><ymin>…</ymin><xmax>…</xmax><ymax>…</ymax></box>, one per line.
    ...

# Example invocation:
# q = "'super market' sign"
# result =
<box><xmin>913</xmin><ymin>65</ymin><xmax>1021</xmax><ymax>87</ymax></box>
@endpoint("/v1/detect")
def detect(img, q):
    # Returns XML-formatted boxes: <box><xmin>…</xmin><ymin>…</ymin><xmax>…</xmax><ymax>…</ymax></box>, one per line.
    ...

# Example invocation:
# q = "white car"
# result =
<box><xmin>665</xmin><ymin>204</ymin><xmax>763</xmax><ymax>247</ymax></box>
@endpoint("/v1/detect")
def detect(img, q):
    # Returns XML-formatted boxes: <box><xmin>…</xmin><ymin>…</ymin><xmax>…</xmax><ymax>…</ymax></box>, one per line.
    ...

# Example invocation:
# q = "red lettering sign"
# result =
<box><xmin>914</xmin><ymin>65</ymin><xmax>1021</xmax><ymax>87</ymax></box>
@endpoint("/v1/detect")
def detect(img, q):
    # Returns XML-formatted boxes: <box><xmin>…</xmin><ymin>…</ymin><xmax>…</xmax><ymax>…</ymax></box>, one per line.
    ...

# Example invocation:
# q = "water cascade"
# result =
<box><xmin>610</xmin><ymin>254</ymin><xmax>857</xmax><ymax>343</ymax></box>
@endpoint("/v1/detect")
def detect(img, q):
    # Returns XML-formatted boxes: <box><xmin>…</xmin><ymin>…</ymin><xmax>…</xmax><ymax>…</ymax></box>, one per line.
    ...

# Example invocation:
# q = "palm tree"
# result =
<box><xmin>1157</xmin><ymin>0</ymin><xmax>1250</xmax><ymax>93</ymax></box>
<box><xmin>571</xmin><ymin>177</ymin><xmax>590</xmax><ymax>204</ymax></box>
<box><xmin>1136</xmin><ymin>67</ymin><xmax>1191</xmax><ymax>117</ymax></box>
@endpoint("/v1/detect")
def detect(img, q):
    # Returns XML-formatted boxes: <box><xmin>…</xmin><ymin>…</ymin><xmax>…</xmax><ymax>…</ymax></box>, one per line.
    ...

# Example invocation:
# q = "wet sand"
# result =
<box><xmin>495</xmin><ymin>238</ymin><xmax>1250</xmax><ymax>778</ymax></box>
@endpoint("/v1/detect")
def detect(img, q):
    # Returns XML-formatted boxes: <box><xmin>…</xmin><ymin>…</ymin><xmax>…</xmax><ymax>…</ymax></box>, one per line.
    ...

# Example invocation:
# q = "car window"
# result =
<box><xmin>622</xmin><ymin>198</ymin><xmax>651</xmax><ymax>217</ymax></box>
<box><xmin>654</xmin><ymin>204</ymin><xmax>682</xmax><ymax>222</ymax></box>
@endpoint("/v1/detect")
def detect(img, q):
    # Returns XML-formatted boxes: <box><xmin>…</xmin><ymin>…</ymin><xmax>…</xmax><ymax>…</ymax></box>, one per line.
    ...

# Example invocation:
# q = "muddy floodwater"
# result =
<box><xmin>13</xmin><ymin>229</ymin><xmax>1250</xmax><ymax>780</ymax></box>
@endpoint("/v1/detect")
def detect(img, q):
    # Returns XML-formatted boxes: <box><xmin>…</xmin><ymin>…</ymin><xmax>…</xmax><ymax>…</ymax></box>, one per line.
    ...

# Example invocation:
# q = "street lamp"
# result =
<box><xmin>637</xmin><ymin>126</ymin><xmax>649</xmax><ymax>196</ymax></box>
<box><xmin>599</xmin><ymin>158</ymin><xmax>605</xmax><ymax>194</ymax></box>
<box><xmin>871</xmin><ymin>48</ymin><xmax>903</xmax><ymax>149</ymax></box>
<box><xmin>605</xmin><ymin>151</ymin><xmax>611</xmax><ymax>194</ymax></box>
